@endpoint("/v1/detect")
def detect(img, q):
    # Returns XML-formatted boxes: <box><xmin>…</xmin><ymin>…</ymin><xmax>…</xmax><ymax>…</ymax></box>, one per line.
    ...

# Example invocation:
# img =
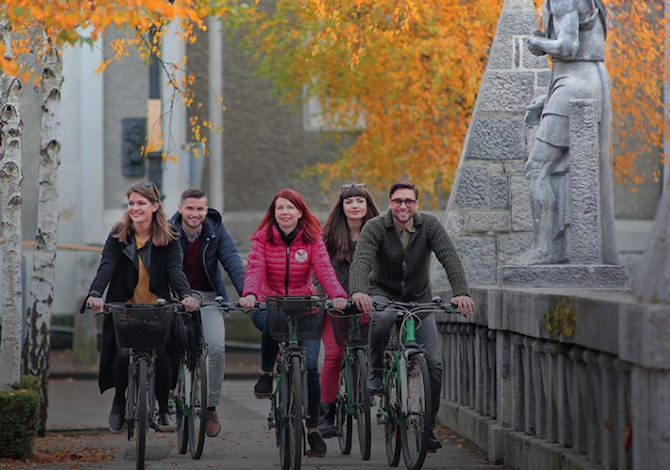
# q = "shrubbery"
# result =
<box><xmin>0</xmin><ymin>377</ymin><xmax>40</xmax><ymax>460</ymax></box>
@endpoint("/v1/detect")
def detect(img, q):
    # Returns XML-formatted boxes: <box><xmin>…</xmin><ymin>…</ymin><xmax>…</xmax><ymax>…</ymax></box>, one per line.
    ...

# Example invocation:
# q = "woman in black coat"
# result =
<box><xmin>81</xmin><ymin>182</ymin><xmax>199</xmax><ymax>433</ymax></box>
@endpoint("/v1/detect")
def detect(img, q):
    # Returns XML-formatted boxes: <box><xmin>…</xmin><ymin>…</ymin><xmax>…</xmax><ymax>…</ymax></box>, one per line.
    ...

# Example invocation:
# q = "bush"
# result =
<box><xmin>0</xmin><ymin>385</ymin><xmax>40</xmax><ymax>460</ymax></box>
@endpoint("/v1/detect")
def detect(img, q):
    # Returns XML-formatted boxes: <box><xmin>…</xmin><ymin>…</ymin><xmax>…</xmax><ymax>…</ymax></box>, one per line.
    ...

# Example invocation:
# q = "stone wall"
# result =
<box><xmin>435</xmin><ymin>286</ymin><xmax>669</xmax><ymax>470</ymax></box>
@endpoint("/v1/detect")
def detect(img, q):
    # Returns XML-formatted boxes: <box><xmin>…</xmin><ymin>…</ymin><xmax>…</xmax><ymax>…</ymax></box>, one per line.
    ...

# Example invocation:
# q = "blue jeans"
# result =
<box><xmin>253</xmin><ymin>309</ymin><xmax>322</xmax><ymax>428</ymax></box>
<box><xmin>368</xmin><ymin>295</ymin><xmax>443</xmax><ymax>428</ymax></box>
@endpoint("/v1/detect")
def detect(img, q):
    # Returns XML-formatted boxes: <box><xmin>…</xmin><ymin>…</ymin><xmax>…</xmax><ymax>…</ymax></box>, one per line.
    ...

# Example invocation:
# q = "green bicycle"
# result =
<box><xmin>373</xmin><ymin>297</ymin><xmax>460</xmax><ymax>470</ymax></box>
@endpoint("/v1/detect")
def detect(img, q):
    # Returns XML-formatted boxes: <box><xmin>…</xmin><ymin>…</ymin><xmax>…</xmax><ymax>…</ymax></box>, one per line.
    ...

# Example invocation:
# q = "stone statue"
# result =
<box><xmin>518</xmin><ymin>0</ymin><xmax>617</xmax><ymax>266</ymax></box>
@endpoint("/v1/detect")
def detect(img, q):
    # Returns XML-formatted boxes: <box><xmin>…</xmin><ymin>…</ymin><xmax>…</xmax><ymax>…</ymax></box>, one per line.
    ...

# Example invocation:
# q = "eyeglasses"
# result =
<box><xmin>133</xmin><ymin>181</ymin><xmax>160</xmax><ymax>200</ymax></box>
<box><xmin>390</xmin><ymin>198</ymin><xmax>418</xmax><ymax>207</ymax></box>
<box><xmin>341</xmin><ymin>182</ymin><xmax>366</xmax><ymax>190</ymax></box>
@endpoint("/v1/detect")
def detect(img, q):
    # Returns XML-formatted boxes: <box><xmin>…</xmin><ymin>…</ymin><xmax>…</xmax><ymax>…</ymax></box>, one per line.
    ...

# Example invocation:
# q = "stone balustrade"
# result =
<box><xmin>434</xmin><ymin>287</ymin><xmax>670</xmax><ymax>470</ymax></box>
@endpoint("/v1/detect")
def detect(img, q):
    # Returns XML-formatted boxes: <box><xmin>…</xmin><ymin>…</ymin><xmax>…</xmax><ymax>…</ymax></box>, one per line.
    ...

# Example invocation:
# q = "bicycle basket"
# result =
<box><xmin>110</xmin><ymin>303</ymin><xmax>174</xmax><ymax>349</ymax></box>
<box><xmin>266</xmin><ymin>296</ymin><xmax>325</xmax><ymax>342</ymax></box>
<box><xmin>327</xmin><ymin>311</ymin><xmax>370</xmax><ymax>348</ymax></box>
<box><xmin>166</xmin><ymin>309</ymin><xmax>204</xmax><ymax>373</ymax></box>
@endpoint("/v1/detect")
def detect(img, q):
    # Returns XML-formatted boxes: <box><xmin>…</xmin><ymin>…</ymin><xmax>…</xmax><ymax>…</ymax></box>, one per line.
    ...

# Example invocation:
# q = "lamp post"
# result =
<box><xmin>146</xmin><ymin>26</ymin><xmax>163</xmax><ymax>196</ymax></box>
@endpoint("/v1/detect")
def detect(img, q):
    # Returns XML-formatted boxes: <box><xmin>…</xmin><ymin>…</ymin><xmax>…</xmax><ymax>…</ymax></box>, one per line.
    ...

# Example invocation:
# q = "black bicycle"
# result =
<box><xmin>327</xmin><ymin>308</ymin><xmax>372</xmax><ymax>460</ymax></box>
<box><xmin>103</xmin><ymin>301</ymin><xmax>180</xmax><ymax>470</ymax></box>
<box><xmin>263</xmin><ymin>295</ymin><xmax>325</xmax><ymax>470</ymax></box>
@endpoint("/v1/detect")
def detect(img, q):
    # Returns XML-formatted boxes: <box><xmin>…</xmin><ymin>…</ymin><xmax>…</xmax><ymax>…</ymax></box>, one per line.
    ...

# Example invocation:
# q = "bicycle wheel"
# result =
<box><xmin>175</xmin><ymin>365</ymin><xmax>188</xmax><ymax>455</ymax></box>
<box><xmin>336</xmin><ymin>361</ymin><xmax>352</xmax><ymax>455</ymax></box>
<box><xmin>135</xmin><ymin>358</ymin><xmax>149</xmax><ymax>470</ymax></box>
<box><xmin>187</xmin><ymin>356</ymin><xmax>208</xmax><ymax>459</ymax></box>
<box><xmin>354</xmin><ymin>349</ymin><xmax>372</xmax><ymax>460</ymax></box>
<box><xmin>400</xmin><ymin>353</ymin><xmax>431</xmax><ymax>470</ymax></box>
<box><xmin>276</xmin><ymin>371</ymin><xmax>290</xmax><ymax>470</ymax></box>
<box><xmin>385</xmin><ymin>367</ymin><xmax>401</xmax><ymax>467</ymax></box>
<box><xmin>288</xmin><ymin>355</ymin><xmax>304</xmax><ymax>470</ymax></box>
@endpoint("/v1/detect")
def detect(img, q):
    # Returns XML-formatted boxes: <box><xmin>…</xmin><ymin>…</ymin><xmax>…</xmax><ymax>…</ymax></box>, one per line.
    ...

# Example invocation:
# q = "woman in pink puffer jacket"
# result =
<box><xmin>239</xmin><ymin>189</ymin><xmax>347</xmax><ymax>457</ymax></box>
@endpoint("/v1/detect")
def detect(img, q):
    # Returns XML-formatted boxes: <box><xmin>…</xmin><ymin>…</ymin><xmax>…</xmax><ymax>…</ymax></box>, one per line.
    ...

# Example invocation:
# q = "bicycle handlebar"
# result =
<box><xmin>372</xmin><ymin>296</ymin><xmax>461</xmax><ymax>316</ymax></box>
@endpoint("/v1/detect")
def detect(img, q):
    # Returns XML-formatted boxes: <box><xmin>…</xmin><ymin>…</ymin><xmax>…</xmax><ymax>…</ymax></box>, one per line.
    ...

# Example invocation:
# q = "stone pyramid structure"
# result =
<box><xmin>433</xmin><ymin>0</ymin><xmax>549</xmax><ymax>288</ymax></box>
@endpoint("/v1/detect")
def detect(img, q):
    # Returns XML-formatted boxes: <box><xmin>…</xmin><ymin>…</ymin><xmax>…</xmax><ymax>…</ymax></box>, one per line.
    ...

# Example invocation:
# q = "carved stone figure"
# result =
<box><xmin>518</xmin><ymin>0</ymin><xmax>617</xmax><ymax>266</ymax></box>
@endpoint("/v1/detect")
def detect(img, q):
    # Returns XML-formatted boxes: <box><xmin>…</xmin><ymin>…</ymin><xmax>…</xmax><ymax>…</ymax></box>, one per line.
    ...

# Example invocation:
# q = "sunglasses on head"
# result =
<box><xmin>133</xmin><ymin>181</ymin><xmax>160</xmax><ymax>200</ymax></box>
<box><xmin>341</xmin><ymin>182</ymin><xmax>366</xmax><ymax>190</ymax></box>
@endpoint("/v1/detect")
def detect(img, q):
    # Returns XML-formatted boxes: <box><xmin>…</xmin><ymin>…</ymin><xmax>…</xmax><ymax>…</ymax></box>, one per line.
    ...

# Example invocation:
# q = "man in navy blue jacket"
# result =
<box><xmin>172</xmin><ymin>188</ymin><xmax>245</xmax><ymax>438</ymax></box>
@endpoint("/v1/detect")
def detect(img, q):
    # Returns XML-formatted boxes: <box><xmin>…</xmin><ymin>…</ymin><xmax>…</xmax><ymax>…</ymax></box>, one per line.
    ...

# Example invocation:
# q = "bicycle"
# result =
<box><xmin>373</xmin><ymin>297</ymin><xmax>460</xmax><ymax>470</ymax></box>
<box><xmin>171</xmin><ymin>302</ymin><xmax>207</xmax><ymax>460</ymax></box>
<box><xmin>327</xmin><ymin>307</ymin><xmax>372</xmax><ymax>460</ymax></box>
<box><xmin>172</xmin><ymin>297</ymin><xmax>262</xmax><ymax>459</ymax></box>
<box><xmin>261</xmin><ymin>295</ymin><xmax>326</xmax><ymax>470</ymax></box>
<box><xmin>103</xmin><ymin>301</ymin><xmax>180</xmax><ymax>470</ymax></box>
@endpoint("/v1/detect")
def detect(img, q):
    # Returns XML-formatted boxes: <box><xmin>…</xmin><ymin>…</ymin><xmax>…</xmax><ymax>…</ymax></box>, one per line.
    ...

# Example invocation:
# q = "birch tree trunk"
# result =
<box><xmin>0</xmin><ymin>19</ymin><xmax>24</xmax><ymax>392</ymax></box>
<box><xmin>23</xmin><ymin>43</ymin><xmax>62</xmax><ymax>435</ymax></box>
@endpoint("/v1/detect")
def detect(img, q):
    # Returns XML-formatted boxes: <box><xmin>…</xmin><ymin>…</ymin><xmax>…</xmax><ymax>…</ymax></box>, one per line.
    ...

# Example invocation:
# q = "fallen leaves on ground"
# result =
<box><xmin>0</xmin><ymin>433</ymin><xmax>116</xmax><ymax>468</ymax></box>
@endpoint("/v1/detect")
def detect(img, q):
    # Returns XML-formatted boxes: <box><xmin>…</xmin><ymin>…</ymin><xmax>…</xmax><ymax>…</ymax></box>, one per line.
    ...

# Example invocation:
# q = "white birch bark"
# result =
<box><xmin>0</xmin><ymin>19</ymin><xmax>24</xmax><ymax>392</ymax></box>
<box><xmin>23</xmin><ymin>42</ymin><xmax>62</xmax><ymax>434</ymax></box>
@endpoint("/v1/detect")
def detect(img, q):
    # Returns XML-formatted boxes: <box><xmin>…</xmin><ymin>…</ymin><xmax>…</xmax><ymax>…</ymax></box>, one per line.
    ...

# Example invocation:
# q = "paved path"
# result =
<box><xmin>42</xmin><ymin>378</ymin><xmax>506</xmax><ymax>470</ymax></box>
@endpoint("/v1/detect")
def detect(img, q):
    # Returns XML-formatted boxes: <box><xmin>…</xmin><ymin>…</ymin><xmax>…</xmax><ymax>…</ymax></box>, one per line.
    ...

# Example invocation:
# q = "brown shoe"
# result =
<box><xmin>206</xmin><ymin>410</ymin><xmax>221</xmax><ymax>437</ymax></box>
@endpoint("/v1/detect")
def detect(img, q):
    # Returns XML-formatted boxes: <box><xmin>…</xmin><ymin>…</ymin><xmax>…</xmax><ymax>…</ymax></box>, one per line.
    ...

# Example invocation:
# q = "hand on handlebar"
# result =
<box><xmin>331</xmin><ymin>297</ymin><xmax>348</xmax><ymax>310</ymax></box>
<box><xmin>239</xmin><ymin>294</ymin><xmax>257</xmax><ymax>309</ymax></box>
<box><xmin>451</xmin><ymin>295</ymin><xmax>475</xmax><ymax>315</ymax></box>
<box><xmin>182</xmin><ymin>295</ymin><xmax>200</xmax><ymax>312</ymax></box>
<box><xmin>352</xmin><ymin>292</ymin><xmax>373</xmax><ymax>314</ymax></box>
<box><xmin>86</xmin><ymin>296</ymin><xmax>105</xmax><ymax>312</ymax></box>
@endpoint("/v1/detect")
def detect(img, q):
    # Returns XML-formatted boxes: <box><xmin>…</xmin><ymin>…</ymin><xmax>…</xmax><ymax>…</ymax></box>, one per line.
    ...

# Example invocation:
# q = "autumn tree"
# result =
<box><xmin>220</xmin><ymin>0</ymin><xmax>666</xmax><ymax>205</ymax></box>
<box><xmin>0</xmin><ymin>0</ymin><xmax>224</xmax><ymax>432</ymax></box>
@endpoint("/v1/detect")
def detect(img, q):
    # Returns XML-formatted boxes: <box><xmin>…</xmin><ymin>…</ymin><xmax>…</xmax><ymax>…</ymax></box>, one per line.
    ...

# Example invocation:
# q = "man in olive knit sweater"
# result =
<box><xmin>350</xmin><ymin>181</ymin><xmax>475</xmax><ymax>451</ymax></box>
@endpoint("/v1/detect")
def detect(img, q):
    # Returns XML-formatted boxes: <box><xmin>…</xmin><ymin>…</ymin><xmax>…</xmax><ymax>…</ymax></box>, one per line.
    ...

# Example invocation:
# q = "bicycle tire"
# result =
<box><xmin>277</xmin><ymin>370</ymin><xmax>290</xmax><ymax>470</ymax></box>
<box><xmin>288</xmin><ymin>355</ymin><xmax>304</xmax><ymax>470</ymax></box>
<box><xmin>354</xmin><ymin>348</ymin><xmax>372</xmax><ymax>460</ymax></box>
<box><xmin>400</xmin><ymin>353</ymin><xmax>431</xmax><ymax>470</ymax></box>
<box><xmin>188</xmin><ymin>356</ymin><xmax>208</xmax><ymax>459</ymax></box>
<box><xmin>135</xmin><ymin>358</ymin><xmax>149</xmax><ymax>470</ymax></box>
<box><xmin>385</xmin><ymin>368</ymin><xmax>401</xmax><ymax>467</ymax></box>
<box><xmin>336</xmin><ymin>361</ymin><xmax>352</xmax><ymax>455</ymax></box>
<box><xmin>175</xmin><ymin>364</ymin><xmax>189</xmax><ymax>455</ymax></box>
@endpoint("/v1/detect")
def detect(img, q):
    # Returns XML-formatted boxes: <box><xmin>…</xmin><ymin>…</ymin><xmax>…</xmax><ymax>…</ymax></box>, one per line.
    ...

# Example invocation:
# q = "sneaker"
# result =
<box><xmin>308</xmin><ymin>431</ymin><xmax>327</xmax><ymax>457</ymax></box>
<box><xmin>206</xmin><ymin>410</ymin><xmax>221</xmax><ymax>437</ymax></box>
<box><xmin>367</xmin><ymin>370</ymin><xmax>383</xmax><ymax>395</ymax></box>
<box><xmin>108</xmin><ymin>405</ymin><xmax>124</xmax><ymax>433</ymax></box>
<box><xmin>157</xmin><ymin>412</ymin><xmax>176</xmax><ymax>432</ymax></box>
<box><xmin>254</xmin><ymin>373</ymin><xmax>273</xmax><ymax>398</ymax></box>
<box><xmin>427</xmin><ymin>430</ymin><xmax>442</xmax><ymax>451</ymax></box>
<box><xmin>318</xmin><ymin>402</ymin><xmax>337</xmax><ymax>438</ymax></box>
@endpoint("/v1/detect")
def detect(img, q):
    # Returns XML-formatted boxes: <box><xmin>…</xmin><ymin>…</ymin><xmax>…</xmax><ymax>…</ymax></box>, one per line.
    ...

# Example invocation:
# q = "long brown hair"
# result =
<box><xmin>323</xmin><ymin>185</ymin><xmax>379</xmax><ymax>263</ymax></box>
<box><xmin>113</xmin><ymin>182</ymin><xmax>176</xmax><ymax>247</ymax></box>
<box><xmin>252</xmin><ymin>189</ymin><xmax>322</xmax><ymax>244</ymax></box>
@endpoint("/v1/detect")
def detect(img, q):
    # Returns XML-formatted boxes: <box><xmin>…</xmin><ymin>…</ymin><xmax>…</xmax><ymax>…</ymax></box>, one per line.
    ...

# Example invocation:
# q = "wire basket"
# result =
<box><xmin>266</xmin><ymin>296</ymin><xmax>325</xmax><ymax>342</ymax></box>
<box><xmin>110</xmin><ymin>303</ymin><xmax>175</xmax><ymax>349</ymax></box>
<box><xmin>327</xmin><ymin>311</ymin><xmax>370</xmax><ymax>347</ymax></box>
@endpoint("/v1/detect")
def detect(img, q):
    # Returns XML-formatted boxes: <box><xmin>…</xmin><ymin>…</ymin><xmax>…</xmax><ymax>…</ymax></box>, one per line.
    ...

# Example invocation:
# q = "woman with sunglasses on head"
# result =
<box><xmin>316</xmin><ymin>183</ymin><xmax>379</xmax><ymax>438</ymax></box>
<box><xmin>81</xmin><ymin>182</ymin><xmax>200</xmax><ymax>433</ymax></box>
<box><xmin>238</xmin><ymin>189</ymin><xmax>348</xmax><ymax>457</ymax></box>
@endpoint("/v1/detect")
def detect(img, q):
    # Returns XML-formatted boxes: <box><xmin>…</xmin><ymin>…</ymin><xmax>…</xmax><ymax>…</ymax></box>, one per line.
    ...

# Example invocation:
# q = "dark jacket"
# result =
<box><xmin>349</xmin><ymin>210</ymin><xmax>469</xmax><ymax>302</ymax></box>
<box><xmin>80</xmin><ymin>227</ymin><xmax>193</xmax><ymax>393</ymax></box>
<box><xmin>170</xmin><ymin>208</ymin><xmax>245</xmax><ymax>299</ymax></box>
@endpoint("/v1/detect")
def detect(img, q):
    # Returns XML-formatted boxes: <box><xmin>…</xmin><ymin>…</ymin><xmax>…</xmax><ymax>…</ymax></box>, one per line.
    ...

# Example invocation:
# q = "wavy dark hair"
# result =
<box><xmin>113</xmin><ymin>182</ymin><xmax>176</xmax><ymax>247</ymax></box>
<box><xmin>253</xmin><ymin>189</ymin><xmax>322</xmax><ymax>244</ymax></box>
<box><xmin>323</xmin><ymin>185</ymin><xmax>379</xmax><ymax>263</ymax></box>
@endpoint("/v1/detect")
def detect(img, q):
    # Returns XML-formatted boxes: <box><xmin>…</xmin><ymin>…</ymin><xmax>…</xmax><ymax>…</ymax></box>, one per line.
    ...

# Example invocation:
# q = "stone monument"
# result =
<box><xmin>498</xmin><ymin>0</ymin><xmax>627</xmax><ymax>288</ymax></box>
<box><xmin>433</xmin><ymin>0</ymin><xmax>547</xmax><ymax>289</ymax></box>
